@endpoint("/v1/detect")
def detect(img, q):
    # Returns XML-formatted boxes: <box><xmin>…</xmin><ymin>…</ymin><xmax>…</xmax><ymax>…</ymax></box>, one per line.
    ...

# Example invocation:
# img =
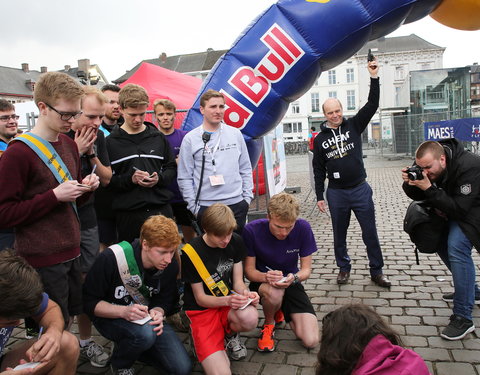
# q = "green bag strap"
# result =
<box><xmin>111</xmin><ymin>241</ymin><xmax>150</xmax><ymax>304</ymax></box>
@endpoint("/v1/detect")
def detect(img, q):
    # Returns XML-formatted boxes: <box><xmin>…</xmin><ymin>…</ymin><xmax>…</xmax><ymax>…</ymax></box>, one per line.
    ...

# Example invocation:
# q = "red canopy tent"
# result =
<box><xmin>119</xmin><ymin>62</ymin><xmax>202</xmax><ymax>128</ymax></box>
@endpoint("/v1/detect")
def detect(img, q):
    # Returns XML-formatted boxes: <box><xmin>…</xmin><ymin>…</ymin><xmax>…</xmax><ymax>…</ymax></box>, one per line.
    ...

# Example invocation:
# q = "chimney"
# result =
<box><xmin>78</xmin><ymin>59</ymin><xmax>90</xmax><ymax>74</ymax></box>
<box><xmin>25</xmin><ymin>79</ymin><xmax>35</xmax><ymax>91</ymax></box>
<box><xmin>160</xmin><ymin>52</ymin><xmax>167</xmax><ymax>63</ymax></box>
<box><xmin>40</xmin><ymin>66</ymin><xmax>48</xmax><ymax>73</ymax></box>
<box><xmin>64</xmin><ymin>65</ymin><xmax>71</xmax><ymax>71</ymax></box>
<box><xmin>21</xmin><ymin>63</ymin><xmax>29</xmax><ymax>73</ymax></box>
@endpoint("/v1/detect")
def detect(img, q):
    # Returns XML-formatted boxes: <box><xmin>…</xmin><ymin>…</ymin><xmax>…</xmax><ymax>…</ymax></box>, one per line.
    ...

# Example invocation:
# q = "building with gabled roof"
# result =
<box><xmin>0</xmin><ymin>59</ymin><xmax>109</xmax><ymax>103</ymax></box>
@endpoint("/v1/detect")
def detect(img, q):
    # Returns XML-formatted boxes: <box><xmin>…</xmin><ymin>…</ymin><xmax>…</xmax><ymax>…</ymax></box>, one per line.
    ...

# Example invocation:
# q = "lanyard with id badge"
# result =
<box><xmin>206</xmin><ymin>125</ymin><xmax>225</xmax><ymax>187</ymax></box>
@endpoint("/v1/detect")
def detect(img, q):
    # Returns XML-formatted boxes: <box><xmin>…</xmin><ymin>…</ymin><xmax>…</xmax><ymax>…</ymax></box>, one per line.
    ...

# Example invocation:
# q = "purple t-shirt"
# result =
<box><xmin>165</xmin><ymin>129</ymin><xmax>187</xmax><ymax>203</ymax></box>
<box><xmin>242</xmin><ymin>218</ymin><xmax>317</xmax><ymax>275</ymax></box>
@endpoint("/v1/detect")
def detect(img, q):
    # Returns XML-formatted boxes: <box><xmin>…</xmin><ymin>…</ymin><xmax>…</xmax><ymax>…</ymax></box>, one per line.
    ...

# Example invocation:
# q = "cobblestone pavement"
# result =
<box><xmin>7</xmin><ymin>150</ymin><xmax>480</xmax><ymax>374</ymax></box>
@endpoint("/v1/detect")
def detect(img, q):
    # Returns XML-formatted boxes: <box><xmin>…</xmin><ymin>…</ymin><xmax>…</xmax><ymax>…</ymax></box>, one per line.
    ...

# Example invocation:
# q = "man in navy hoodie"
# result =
<box><xmin>312</xmin><ymin>59</ymin><xmax>390</xmax><ymax>288</ymax></box>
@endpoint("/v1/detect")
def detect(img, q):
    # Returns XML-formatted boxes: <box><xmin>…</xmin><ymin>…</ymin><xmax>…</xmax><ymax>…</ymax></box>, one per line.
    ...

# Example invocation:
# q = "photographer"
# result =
<box><xmin>402</xmin><ymin>139</ymin><xmax>480</xmax><ymax>340</ymax></box>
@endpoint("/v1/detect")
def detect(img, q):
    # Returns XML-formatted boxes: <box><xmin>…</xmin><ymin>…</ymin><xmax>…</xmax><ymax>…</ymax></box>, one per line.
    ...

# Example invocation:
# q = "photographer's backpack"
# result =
<box><xmin>403</xmin><ymin>201</ymin><xmax>447</xmax><ymax>264</ymax></box>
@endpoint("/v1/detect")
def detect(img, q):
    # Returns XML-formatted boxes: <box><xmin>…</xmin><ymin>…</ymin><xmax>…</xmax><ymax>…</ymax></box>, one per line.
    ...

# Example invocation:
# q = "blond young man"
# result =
<box><xmin>66</xmin><ymin>87</ymin><xmax>112</xmax><ymax>367</ymax></box>
<box><xmin>244</xmin><ymin>193</ymin><xmax>319</xmax><ymax>352</ymax></box>
<box><xmin>105</xmin><ymin>84</ymin><xmax>176</xmax><ymax>243</ymax></box>
<box><xmin>181</xmin><ymin>204</ymin><xmax>259</xmax><ymax>375</ymax></box>
<box><xmin>96</xmin><ymin>84</ymin><xmax>122</xmax><ymax>250</ymax></box>
<box><xmin>83</xmin><ymin>215</ymin><xmax>191</xmax><ymax>375</ymax></box>
<box><xmin>177</xmin><ymin>90</ymin><xmax>253</xmax><ymax>234</ymax></box>
<box><xmin>0</xmin><ymin>72</ymin><xmax>100</xmax><ymax>326</ymax></box>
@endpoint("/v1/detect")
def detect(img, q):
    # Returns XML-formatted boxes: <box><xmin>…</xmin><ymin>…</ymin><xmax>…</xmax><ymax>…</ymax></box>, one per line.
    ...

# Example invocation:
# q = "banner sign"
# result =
<box><xmin>424</xmin><ymin>118</ymin><xmax>480</xmax><ymax>141</ymax></box>
<box><xmin>263</xmin><ymin>124</ymin><xmax>287</xmax><ymax>197</ymax></box>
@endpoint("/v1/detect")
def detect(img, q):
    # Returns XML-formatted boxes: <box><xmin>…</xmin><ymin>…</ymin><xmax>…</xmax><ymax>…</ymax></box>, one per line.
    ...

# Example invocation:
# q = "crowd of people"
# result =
<box><xmin>0</xmin><ymin>57</ymin><xmax>477</xmax><ymax>375</ymax></box>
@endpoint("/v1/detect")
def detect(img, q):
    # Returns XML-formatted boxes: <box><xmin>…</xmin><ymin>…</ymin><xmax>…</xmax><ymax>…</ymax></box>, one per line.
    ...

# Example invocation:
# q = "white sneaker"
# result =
<box><xmin>80</xmin><ymin>341</ymin><xmax>110</xmax><ymax>367</ymax></box>
<box><xmin>111</xmin><ymin>366</ymin><xmax>135</xmax><ymax>375</ymax></box>
<box><xmin>225</xmin><ymin>333</ymin><xmax>247</xmax><ymax>360</ymax></box>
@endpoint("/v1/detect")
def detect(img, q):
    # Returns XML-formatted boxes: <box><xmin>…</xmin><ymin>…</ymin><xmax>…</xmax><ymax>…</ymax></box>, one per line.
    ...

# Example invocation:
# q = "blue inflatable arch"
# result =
<box><xmin>182</xmin><ymin>0</ymin><xmax>443</xmax><ymax>165</ymax></box>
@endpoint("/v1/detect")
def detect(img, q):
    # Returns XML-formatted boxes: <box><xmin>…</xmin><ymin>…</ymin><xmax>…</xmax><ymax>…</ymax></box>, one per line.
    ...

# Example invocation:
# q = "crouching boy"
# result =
<box><xmin>181</xmin><ymin>204</ymin><xmax>259</xmax><ymax>375</ymax></box>
<box><xmin>0</xmin><ymin>250</ymin><xmax>79</xmax><ymax>375</ymax></box>
<box><xmin>83</xmin><ymin>215</ymin><xmax>191</xmax><ymax>375</ymax></box>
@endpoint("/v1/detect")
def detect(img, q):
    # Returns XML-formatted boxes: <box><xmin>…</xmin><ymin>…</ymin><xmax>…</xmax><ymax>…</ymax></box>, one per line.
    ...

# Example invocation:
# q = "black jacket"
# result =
<box><xmin>312</xmin><ymin>78</ymin><xmax>379</xmax><ymax>200</ymax></box>
<box><xmin>82</xmin><ymin>239</ymin><xmax>179</xmax><ymax>320</ymax></box>
<box><xmin>106</xmin><ymin>122</ymin><xmax>176</xmax><ymax>211</ymax></box>
<box><xmin>403</xmin><ymin>138</ymin><xmax>480</xmax><ymax>251</ymax></box>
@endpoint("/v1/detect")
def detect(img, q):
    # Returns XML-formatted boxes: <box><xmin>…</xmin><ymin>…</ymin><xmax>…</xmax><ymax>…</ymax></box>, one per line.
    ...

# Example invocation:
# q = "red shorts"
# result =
<box><xmin>186</xmin><ymin>307</ymin><xmax>232</xmax><ymax>362</ymax></box>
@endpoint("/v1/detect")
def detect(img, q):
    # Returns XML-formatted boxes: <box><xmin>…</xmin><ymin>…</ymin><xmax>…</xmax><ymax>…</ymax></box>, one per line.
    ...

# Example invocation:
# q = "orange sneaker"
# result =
<box><xmin>257</xmin><ymin>324</ymin><xmax>275</xmax><ymax>352</ymax></box>
<box><xmin>274</xmin><ymin>310</ymin><xmax>286</xmax><ymax>329</ymax></box>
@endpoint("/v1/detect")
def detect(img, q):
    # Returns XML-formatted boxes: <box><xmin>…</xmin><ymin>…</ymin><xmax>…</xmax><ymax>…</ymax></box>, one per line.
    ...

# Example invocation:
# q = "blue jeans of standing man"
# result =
<box><xmin>326</xmin><ymin>182</ymin><xmax>384</xmax><ymax>276</ymax></box>
<box><xmin>93</xmin><ymin>317</ymin><xmax>191</xmax><ymax>374</ymax></box>
<box><xmin>436</xmin><ymin>221</ymin><xmax>477</xmax><ymax>321</ymax></box>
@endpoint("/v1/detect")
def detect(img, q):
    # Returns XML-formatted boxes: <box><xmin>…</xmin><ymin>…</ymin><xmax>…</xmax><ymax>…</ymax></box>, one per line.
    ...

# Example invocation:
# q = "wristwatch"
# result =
<box><xmin>85</xmin><ymin>153</ymin><xmax>96</xmax><ymax>159</ymax></box>
<box><xmin>293</xmin><ymin>273</ymin><xmax>299</xmax><ymax>284</ymax></box>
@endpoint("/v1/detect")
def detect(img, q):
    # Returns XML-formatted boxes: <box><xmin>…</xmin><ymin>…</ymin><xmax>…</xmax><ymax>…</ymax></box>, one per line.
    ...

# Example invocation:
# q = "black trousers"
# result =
<box><xmin>116</xmin><ymin>204</ymin><xmax>173</xmax><ymax>243</ymax></box>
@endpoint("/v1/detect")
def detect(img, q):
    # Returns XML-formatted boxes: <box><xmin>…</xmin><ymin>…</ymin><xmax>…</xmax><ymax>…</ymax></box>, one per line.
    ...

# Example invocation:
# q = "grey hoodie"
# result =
<box><xmin>178</xmin><ymin>124</ymin><xmax>253</xmax><ymax>214</ymax></box>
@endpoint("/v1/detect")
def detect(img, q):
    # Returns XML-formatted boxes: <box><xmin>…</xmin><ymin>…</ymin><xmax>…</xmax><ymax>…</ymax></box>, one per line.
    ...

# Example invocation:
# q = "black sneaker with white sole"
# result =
<box><xmin>440</xmin><ymin>314</ymin><xmax>475</xmax><ymax>340</ymax></box>
<box><xmin>442</xmin><ymin>292</ymin><xmax>480</xmax><ymax>304</ymax></box>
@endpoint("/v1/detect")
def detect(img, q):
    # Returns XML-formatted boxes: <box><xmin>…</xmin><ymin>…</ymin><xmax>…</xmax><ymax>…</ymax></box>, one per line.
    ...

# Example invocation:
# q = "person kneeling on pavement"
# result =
<box><xmin>181</xmin><ymin>204</ymin><xmax>259</xmax><ymax>375</ymax></box>
<box><xmin>83</xmin><ymin>215</ymin><xmax>191</xmax><ymax>375</ymax></box>
<box><xmin>402</xmin><ymin>139</ymin><xmax>480</xmax><ymax>341</ymax></box>
<box><xmin>0</xmin><ymin>250</ymin><xmax>79</xmax><ymax>375</ymax></box>
<box><xmin>243</xmin><ymin>192</ymin><xmax>319</xmax><ymax>352</ymax></box>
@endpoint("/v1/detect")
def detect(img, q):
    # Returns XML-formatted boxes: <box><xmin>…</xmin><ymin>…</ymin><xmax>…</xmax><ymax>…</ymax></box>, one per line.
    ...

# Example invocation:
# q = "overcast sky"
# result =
<box><xmin>1</xmin><ymin>0</ymin><xmax>478</xmax><ymax>82</ymax></box>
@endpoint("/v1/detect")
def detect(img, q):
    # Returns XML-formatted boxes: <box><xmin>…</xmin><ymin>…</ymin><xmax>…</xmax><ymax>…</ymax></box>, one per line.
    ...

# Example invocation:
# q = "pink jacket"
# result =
<box><xmin>352</xmin><ymin>335</ymin><xmax>431</xmax><ymax>375</ymax></box>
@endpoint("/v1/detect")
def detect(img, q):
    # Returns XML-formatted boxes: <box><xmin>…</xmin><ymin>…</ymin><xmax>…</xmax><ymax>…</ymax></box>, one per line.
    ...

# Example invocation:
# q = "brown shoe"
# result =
<box><xmin>337</xmin><ymin>271</ymin><xmax>350</xmax><ymax>284</ymax></box>
<box><xmin>371</xmin><ymin>274</ymin><xmax>391</xmax><ymax>288</ymax></box>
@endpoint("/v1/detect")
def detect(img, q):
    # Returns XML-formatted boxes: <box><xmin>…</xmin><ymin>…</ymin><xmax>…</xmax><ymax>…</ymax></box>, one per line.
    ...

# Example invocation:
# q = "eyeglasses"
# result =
<box><xmin>45</xmin><ymin>103</ymin><xmax>82</xmax><ymax>121</ymax></box>
<box><xmin>0</xmin><ymin>115</ymin><xmax>19</xmax><ymax>122</ymax></box>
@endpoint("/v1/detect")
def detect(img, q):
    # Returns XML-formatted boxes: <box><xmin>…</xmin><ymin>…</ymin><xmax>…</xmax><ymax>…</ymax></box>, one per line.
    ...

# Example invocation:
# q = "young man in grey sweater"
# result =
<box><xmin>178</xmin><ymin>90</ymin><xmax>253</xmax><ymax>234</ymax></box>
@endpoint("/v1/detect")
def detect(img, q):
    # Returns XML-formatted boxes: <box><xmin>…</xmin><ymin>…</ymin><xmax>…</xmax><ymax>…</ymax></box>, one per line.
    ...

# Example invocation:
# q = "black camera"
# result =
<box><xmin>407</xmin><ymin>165</ymin><xmax>424</xmax><ymax>181</ymax></box>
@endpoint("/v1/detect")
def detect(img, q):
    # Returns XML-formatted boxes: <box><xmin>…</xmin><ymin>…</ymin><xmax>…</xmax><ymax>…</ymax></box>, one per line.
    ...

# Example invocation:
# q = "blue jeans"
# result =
<box><xmin>437</xmin><ymin>221</ymin><xmax>478</xmax><ymax>321</ymax></box>
<box><xmin>326</xmin><ymin>182</ymin><xmax>384</xmax><ymax>276</ymax></box>
<box><xmin>93</xmin><ymin>317</ymin><xmax>191</xmax><ymax>374</ymax></box>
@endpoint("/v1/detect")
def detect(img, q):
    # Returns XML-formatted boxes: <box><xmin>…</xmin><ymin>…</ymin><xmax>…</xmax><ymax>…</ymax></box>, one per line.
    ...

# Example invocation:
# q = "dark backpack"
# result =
<box><xmin>403</xmin><ymin>201</ymin><xmax>447</xmax><ymax>264</ymax></box>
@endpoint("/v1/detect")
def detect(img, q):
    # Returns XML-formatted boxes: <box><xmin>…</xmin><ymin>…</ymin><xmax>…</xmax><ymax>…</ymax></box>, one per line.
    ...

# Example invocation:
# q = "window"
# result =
<box><xmin>291</xmin><ymin>101</ymin><xmax>300</xmax><ymax>114</ymax></box>
<box><xmin>283</xmin><ymin>123</ymin><xmax>292</xmax><ymax>133</ymax></box>
<box><xmin>347</xmin><ymin>90</ymin><xmax>356</xmax><ymax>110</ymax></box>
<box><xmin>426</xmin><ymin>85</ymin><xmax>445</xmax><ymax>104</ymax></box>
<box><xmin>311</xmin><ymin>93</ymin><xmax>320</xmax><ymax>112</ymax></box>
<box><xmin>292</xmin><ymin>122</ymin><xmax>302</xmax><ymax>133</ymax></box>
<box><xmin>395</xmin><ymin>86</ymin><xmax>401</xmax><ymax>107</ymax></box>
<box><xmin>346</xmin><ymin>68</ymin><xmax>354</xmax><ymax>83</ymax></box>
<box><xmin>395</xmin><ymin>66</ymin><xmax>405</xmax><ymax>80</ymax></box>
<box><xmin>328</xmin><ymin>91</ymin><xmax>337</xmax><ymax>99</ymax></box>
<box><xmin>328</xmin><ymin>70</ymin><xmax>336</xmax><ymax>85</ymax></box>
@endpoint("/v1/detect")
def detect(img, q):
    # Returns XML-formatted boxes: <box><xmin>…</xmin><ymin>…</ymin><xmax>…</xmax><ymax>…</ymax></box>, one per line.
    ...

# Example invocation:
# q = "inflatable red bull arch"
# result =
<box><xmin>182</xmin><ymin>0</ymin><xmax>480</xmax><ymax>166</ymax></box>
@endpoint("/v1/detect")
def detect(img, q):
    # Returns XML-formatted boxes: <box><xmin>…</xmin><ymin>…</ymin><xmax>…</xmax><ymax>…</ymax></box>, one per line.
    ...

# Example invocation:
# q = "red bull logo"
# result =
<box><xmin>225</xmin><ymin>24</ymin><xmax>305</xmax><ymax>129</ymax></box>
